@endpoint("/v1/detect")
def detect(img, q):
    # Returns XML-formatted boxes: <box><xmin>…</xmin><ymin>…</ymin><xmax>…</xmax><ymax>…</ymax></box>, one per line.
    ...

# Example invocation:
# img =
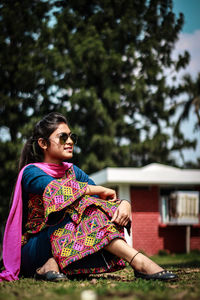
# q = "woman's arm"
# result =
<box><xmin>73</xmin><ymin>165</ymin><xmax>96</xmax><ymax>185</ymax></box>
<box><xmin>111</xmin><ymin>200</ymin><xmax>131</xmax><ymax>226</ymax></box>
<box><xmin>85</xmin><ymin>185</ymin><xmax>117</xmax><ymax>200</ymax></box>
<box><xmin>85</xmin><ymin>184</ymin><xmax>131</xmax><ymax>226</ymax></box>
<box><xmin>73</xmin><ymin>165</ymin><xmax>117</xmax><ymax>200</ymax></box>
<box><xmin>22</xmin><ymin>165</ymin><xmax>54</xmax><ymax>195</ymax></box>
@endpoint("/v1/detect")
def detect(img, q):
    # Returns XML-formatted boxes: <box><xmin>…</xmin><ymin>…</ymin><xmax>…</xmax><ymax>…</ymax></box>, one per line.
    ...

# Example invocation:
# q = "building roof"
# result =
<box><xmin>90</xmin><ymin>163</ymin><xmax>200</xmax><ymax>186</ymax></box>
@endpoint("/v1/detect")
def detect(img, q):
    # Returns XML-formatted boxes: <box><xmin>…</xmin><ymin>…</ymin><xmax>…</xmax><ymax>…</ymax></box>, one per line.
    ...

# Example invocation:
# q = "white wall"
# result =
<box><xmin>118</xmin><ymin>184</ymin><xmax>132</xmax><ymax>247</ymax></box>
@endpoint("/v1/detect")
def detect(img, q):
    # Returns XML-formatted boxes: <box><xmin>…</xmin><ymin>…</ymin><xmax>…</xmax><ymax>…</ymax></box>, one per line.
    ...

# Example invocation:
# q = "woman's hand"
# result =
<box><xmin>97</xmin><ymin>187</ymin><xmax>117</xmax><ymax>200</ymax></box>
<box><xmin>85</xmin><ymin>185</ymin><xmax>117</xmax><ymax>200</ymax></box>
<box><xmin>111</xmin><ymin>200</ymin><xmax>131</xmax><ymax>226</ymax></box>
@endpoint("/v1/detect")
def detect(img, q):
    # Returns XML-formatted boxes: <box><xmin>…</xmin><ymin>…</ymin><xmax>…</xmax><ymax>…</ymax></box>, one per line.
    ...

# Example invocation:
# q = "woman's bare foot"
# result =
<box><xmin>104</xmin><ymin>239</ymin><xmax>164</xmax><ymax>275</ymax></box>
<box><xmin>130</xmin><ymin>252</ymin><xmax>163</xmax><ymax>274</ymax></box>
<box><xmin>36</xmin><ymin>257</ymin><xmax>60</xmax><ymax>275</ymax></box>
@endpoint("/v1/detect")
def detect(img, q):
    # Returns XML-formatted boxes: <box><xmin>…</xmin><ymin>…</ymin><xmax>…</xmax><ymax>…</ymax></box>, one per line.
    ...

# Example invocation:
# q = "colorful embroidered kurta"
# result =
<box><xmin>22</xmin><ymin>164</ymin><xmax>126</xmax><ymax>275</ymax></box>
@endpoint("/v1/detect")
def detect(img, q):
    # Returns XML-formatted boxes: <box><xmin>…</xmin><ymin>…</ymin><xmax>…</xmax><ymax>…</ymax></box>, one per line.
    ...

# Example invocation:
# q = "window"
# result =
<box><xmin>160</xmin><ymin>191</ymin><xmax>199</xmax><ymax>225</ymax></box>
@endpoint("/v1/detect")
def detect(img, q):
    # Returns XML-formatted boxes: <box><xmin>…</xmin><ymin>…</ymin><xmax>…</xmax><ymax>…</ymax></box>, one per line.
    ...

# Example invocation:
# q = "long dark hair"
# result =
<box><xmin>18</xmin><ymin>112</ymin><xmax>68</xmax><ymax>170</ymax></box>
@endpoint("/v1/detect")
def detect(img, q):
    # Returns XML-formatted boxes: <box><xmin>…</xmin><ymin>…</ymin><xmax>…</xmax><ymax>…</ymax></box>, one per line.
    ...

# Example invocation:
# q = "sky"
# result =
<box><xmin>171</xmin><ymin>0</ymin><xmax>200</xmax><ymax>165</ymax></box>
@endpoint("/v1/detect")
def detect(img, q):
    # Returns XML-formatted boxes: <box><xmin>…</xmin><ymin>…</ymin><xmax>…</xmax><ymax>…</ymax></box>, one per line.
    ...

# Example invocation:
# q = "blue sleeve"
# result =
<box><xmin>22</xmin><ymin>165</ymin><xmax>54</xmax><ymax>195</ymax></box>
<box><xmin>73</xmin><ymin>165</ymin><xmax>96</xmax><ymax>185</ymax></box>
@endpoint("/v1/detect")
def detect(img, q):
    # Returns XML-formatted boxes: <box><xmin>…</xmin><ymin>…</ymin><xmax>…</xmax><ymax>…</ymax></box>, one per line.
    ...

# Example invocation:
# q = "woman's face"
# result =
<box><xmin>41</xmin><ymin>122</ymin><xmax>74</xmax><ymax>164</ymax></box>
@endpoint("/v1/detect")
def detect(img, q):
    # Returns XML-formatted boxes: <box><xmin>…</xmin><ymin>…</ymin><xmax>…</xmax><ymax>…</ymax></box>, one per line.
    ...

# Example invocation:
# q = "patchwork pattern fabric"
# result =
<box><xmin>22</xmin><ymin>167</ymin><xmax>88</xmax><ymax>243</ymax></box>
<box><xmin>26</xmin><ymin>194</ymin><xmax>46</xmax><ymax>233</ymax></box>
<box><xmin>22</xmin><ymin>194</ymin><xmax>47</xmax><ymax>246</ymax></box>
<box><xmin>23</xmin><ymin>165</ymin><xmax>126</xmax><ymax>274</ymax></box>
<box><xmin>51</xmin><ymin>203</ymin><xmax>126</xmax><ymax>275</ymax></box>
<box><xmin>43</xmin><ymin>176</ymin><xmax>88</xmax><ymax>223</ymax></box>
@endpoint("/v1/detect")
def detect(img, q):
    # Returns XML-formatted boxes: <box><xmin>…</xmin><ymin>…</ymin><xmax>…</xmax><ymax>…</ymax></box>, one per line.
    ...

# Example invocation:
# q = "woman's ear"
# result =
<box><xmin>38</xmin><ymin>138</ymin><xmax>48</xmax><ymax>150</ymax></box>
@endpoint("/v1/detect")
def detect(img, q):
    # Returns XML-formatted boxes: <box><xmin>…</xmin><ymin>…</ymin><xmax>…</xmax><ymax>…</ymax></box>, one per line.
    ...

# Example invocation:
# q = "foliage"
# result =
<box><xmin>0</xmin><ymin>0</ymin><xmax>199</xmax><ymax>223</ymax></box>
<box><xmin>174</xmin><ymin>73</ymin><xmax>200</xmax><ymax>131</ymax></box>
<box><xmin>50</xmin><ymin>0</ymin><xmax>195</xmax><ymax>172</ymax></box>
<box><xmin>0</xmin><ymin>0</ymin><xmax>54</xmax><ymax>223</ymax></box>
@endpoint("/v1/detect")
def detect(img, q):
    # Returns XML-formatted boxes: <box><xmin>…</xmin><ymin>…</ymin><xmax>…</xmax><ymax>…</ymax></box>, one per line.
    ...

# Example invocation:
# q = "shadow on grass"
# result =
<box><xmin>67</xmin><ymin>273</ymin><xmax>131</xmax><ymax>281</ymax></box>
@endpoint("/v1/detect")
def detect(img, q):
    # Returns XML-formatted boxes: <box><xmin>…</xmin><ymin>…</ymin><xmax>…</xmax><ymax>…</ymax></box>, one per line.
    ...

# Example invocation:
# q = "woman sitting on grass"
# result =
<box><xmin>0</xmin><ymin>112</ymin><xmax>177</xmax><ymax>282</ymax></box>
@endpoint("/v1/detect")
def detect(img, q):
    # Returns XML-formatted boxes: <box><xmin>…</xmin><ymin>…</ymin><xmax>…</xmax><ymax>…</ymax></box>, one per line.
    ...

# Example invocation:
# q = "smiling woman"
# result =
<box><xmin>38</xmin><ymin>123</ymin><xmax>76</xmax><ymax>164</ymax></box>
<box><xmin>0</xmin><ymin>112</ymin><xmax>177</xmax><ymax>282</ymax></box>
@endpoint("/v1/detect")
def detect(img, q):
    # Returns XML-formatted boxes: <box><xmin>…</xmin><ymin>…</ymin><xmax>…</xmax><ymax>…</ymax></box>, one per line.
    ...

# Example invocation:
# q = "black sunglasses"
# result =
<box><xmin>58</xmin><ymin>132</ymin><xmax>78</xmax><ymax>145</ymax></box>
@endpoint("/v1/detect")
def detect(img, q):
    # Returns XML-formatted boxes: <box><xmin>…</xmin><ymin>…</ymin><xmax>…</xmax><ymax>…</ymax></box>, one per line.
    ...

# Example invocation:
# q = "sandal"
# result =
<box><xmin>134</xmin><ymin>269</ymin><xmax>178</xmax><ymax>281</ymax></box>
<box><xmin>129</xmin><ymin>252</ymin><xmax>178</xmax><ymax>281</ymax></box>
<box><xmin>34</xmin><ymin>270</ymin><xmax>67</xmax><ymax>281</ymax></box>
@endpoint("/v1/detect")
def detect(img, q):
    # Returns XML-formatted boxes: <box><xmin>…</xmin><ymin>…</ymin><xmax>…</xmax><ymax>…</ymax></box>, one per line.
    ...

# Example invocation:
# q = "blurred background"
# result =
<box><xmin>0</xmin><ymin>0</ymin><xmax>200</xmax><ymax>253</ymax></box>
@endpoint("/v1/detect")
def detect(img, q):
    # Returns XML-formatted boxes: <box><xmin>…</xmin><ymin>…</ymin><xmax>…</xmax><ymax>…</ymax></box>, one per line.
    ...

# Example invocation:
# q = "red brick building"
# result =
<box><xmin>91</xmin><ymin>163</ymin><xmax>200</xmax><ymax>255</ymax></box>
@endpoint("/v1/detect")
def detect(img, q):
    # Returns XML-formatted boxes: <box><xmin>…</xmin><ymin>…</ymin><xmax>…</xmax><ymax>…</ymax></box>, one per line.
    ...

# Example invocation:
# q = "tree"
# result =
<box><xmin>50</xmin><ymin>0</ymin><xmax>195</xmax><ymax>173</ymax></box>
<box><xmin>0</xmin><ymin>0</ymin><xmax>198</xmax><ymax>225</ymax></box>
<box><xmin>170</xmin><ymin>72</ymin><xmax>200</xmax><ymax>166</ymax></box>
<box><xmin>175</xmin><ymin>73</ymin><xmax>200</xmax><ymax>131</ymax></box>
<box><xmin>0</xmin><ymin>0</ymin><xmax>54</xmax><ymax>225</ymax></box>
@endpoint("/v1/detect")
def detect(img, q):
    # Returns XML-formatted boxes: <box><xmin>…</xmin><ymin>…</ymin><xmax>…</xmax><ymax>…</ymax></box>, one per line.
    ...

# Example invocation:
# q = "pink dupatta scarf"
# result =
<box><xmin>0</xmin><ymin>162</ymin><xmax>72</xmax><ymax>282</ymax></box>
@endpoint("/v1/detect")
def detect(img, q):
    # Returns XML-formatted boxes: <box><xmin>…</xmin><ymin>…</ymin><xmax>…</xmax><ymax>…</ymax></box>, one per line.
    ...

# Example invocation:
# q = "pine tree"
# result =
<box><xmin>0</xmin><ymin>0</ymin><xmax>198</xmax><ymax>226</ymax></box>
<box><xmin>50</xmin><ymin>0</ymin><xmax>195</xmax><ymax>172</ymax></box>
<box><xmin>0</xmin><ymin>0</ymin><xmax>53</xmax><ymax>225</ymax></box>
<box><xmin>175</xmin><ymin>73</ymin><xmax>200</xmax><ymax>131</ymax></box>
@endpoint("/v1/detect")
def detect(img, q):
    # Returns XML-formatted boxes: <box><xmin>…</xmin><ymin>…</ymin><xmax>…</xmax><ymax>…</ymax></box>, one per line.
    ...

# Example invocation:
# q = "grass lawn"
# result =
<box><xmin>0</xmin><ymin>251</ymin><xmax>200</xmax><ymax>300</ymax></box>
